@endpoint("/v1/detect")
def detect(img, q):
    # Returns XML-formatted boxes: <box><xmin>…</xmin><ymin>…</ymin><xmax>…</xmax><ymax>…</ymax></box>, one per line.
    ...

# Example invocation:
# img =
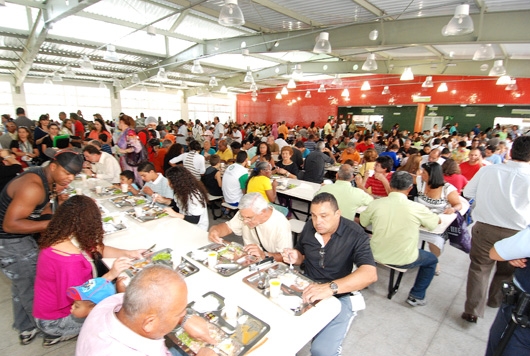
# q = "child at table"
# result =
<box><xmin>66</xmin><ymin>277</ymin><xmax>117</xmax><ymax>319</ymax></box>
<box><xmin>114</xmin><ymin>170</ymin><xmax>140</xmax><ymax>196</ymax></box>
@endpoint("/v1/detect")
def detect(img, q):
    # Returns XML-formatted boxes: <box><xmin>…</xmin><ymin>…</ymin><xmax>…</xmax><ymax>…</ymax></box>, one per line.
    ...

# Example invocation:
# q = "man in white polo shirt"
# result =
<box><xmin>82</xmin><ymin>145</ymin><xmax>121</xmax><ymax>183</ymax></box>
<box><xmin>221</xmin><ymin>151</ymin><xmax>249</xmax><ymax>207</ymax></box>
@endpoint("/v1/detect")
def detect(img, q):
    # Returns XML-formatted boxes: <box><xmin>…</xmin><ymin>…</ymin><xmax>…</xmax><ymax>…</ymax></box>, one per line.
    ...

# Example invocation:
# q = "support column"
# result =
<box><xmin>414</xmin><ymin>104</ymin><xmax>426</xmax><ymax>133</ymax></box>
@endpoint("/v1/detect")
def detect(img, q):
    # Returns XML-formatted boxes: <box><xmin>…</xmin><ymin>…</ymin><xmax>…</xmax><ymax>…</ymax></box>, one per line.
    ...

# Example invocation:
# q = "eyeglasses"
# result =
<box><xmin>319</xmin><ymin>248</ymin><xmax>326</xmax><ymax>269</ymax></box>
<box><xmin>239</xmin><ymin>214</ymin><xmax>257</xmax><ymax>223</ymax></box>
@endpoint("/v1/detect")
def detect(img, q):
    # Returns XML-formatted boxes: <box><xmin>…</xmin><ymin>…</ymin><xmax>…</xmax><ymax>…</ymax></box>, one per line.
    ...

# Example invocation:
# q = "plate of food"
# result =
<box><xmin>125</xmin><ymin>205</ymin><xmax>168</xmax><ymax>222</ymax></box>
<box><xmin>109</xmin><ymin>195</ymin><xmax>147</xmax><ymax>208</ymax></box>
<box><xmin>125</xmin><ymin>248</ymin><xmax>174</xmax><ymax>278</ymax></box>
<box><xmin>165</xmin><ymin>291</ymin><xmax>270</xmax><ymax>356</ymax></box>
<box><xmin>93</xmin><ymin>186</ymin><xmax>126</xmax><ymax>197</ymax></box>
<box><xmin>187</xmin><ymin>243</ymin><xmax>258</xmax><ymax>277</ymax></box>
<box><xmin>101</xmin><ymin>215</ymin><xmax>127</xmax><ymax>235</ymax></box>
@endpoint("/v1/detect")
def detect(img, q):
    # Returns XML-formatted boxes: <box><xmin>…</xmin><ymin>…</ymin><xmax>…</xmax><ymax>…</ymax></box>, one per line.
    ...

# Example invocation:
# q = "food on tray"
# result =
<box><xmin>152</xmin><ymin>252</ymin><xmax>171</xmax><ymax>261</ymax></box>
<box><xmin>102</xmin><ymin>216</ymin><xmax>113</xmax><ymax>223</ymax></box>
<box><xmin>295</xmin><ymin>276</ymin><xmax>310</xmax><ymax>289</ymax></box>
<box><xmin>192</xmin><ymin>295</ymin><xmax>221</xmax><ymax>313</ymax></box>
<box><xmin>218</xmin><ymin>243</ymin><xmax>245</xmax><ymax>261</ymax></box>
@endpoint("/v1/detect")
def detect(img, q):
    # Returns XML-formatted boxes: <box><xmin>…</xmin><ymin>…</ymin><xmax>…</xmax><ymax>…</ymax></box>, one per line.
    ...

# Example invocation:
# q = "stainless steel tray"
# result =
<box><xmin>242</xmin><ymin>263</ymin><xmax>317</xmax><ymax>316</ymax></box>
<box><xmin>125</xmin><ymin>206</ymin><xmax>168</xmax><ymax>222</ymax></box>
<box><xmin>109</xmin><ymin>195</ymin><xmax>148</xmax><ymax>208</ymax></box>
<box><xmin>165</xmin><ymin>291</ymin><xmax>270</xmax><ymax>356</ymax></box>
<box><xmin>187</xmin><ymin>243</ymin><xmax>258</xmax><ymax>277</ymax></box>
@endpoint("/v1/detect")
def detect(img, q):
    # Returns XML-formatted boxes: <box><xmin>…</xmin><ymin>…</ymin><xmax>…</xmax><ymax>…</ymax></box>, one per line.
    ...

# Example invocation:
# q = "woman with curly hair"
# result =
<box><xmin>10</xmin><ymin>126</ymin><xmax>39</xmax><ymax>168</ymax></box>
<box><xmin>33</xmin><ymin>195</ymin><xmax>143</xmax><ymax>347</ymax></box>
<box><xmin>156</xmin><ymin>165</ymin><xmax>209</xmax><ymax>231</ymax></box>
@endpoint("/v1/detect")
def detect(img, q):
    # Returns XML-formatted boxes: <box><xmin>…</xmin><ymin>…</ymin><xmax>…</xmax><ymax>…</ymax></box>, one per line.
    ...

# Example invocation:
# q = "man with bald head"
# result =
<box><xmin>76</xmin><ymin>265</ymin><xmax>216</xmax><ymax>356</ymax></box>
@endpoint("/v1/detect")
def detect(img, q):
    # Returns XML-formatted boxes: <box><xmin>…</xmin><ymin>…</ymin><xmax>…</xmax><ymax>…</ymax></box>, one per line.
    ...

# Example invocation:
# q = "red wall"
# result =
<box><xmin>236</xmin><ymin>75</ymin><xmax>529</xmax><ymax>127</ymax></box>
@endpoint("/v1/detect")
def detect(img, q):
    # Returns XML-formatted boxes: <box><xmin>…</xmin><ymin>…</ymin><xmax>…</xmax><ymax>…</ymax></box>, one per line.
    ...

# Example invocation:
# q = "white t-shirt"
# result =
<box><xmin>177</xmin><ymin>125</ymin><xmax>188</xmax><ymax>145</ymax></box>
<box><xmin>176</xmin><ymin>193</ymin><xmax>209</xmax><ymax>231</ymax></box>
<box><xmin>222</xmin><ymin>163</ymin><xmax>248</xmax><ymax>204</ymax></box>
<box><xmin>226</xmin><ymin>208</ymin><xmax>292</xmax><ymax>253</ymax></box>
<box><xmin>232</xmin><ymin>130</ymin><xmax>242</xmax><ymax>143</ymax></box>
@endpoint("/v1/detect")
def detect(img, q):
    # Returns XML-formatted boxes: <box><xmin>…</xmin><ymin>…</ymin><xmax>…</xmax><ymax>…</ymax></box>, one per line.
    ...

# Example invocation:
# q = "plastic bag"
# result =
<box><xmin>447</xmin><ymin>211</ymin><xmax>472</xmax><ymax>253</ymax></box>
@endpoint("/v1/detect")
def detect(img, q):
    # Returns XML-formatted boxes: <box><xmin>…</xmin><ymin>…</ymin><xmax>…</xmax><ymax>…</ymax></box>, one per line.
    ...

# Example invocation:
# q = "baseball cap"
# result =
<box><xmin>51</xmin><ymin>149</ymin><xmax>84</xmax><ymax>175</ymax></box>
<box><xmin>145</xmin><ymin>116</ymin><xmax>157</xmax><ymax>125</ymax></box>
<box><xmin>66</xmin><ymin>277</ymin><xmax>116</xmax><ymax>304</ymax></box>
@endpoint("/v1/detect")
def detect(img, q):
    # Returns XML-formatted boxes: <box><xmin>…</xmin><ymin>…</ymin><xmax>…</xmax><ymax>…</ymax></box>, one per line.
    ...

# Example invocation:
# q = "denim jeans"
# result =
<box><xmin>392</xmin><ymin>249</ymin><xmax>438</xmax><ymax>300</ymax></box>
<box><xmin>311</xmin><ymin>295</ymin><xmax>355</xmax><ymax>356</ymax></box>
<box><xmin>35</xmin><ymin>315</ymin><xmax>84</xmax><ymax>338</ymax></box>
<box><xmin>0</xmin><ymin>236</ymin><xmax>38</xmax><ymax>332</ymax></box>
<box><xmin>486</xmin><ymin>303</ymin><xmax>530</xmax><ymax>356</ymax></box>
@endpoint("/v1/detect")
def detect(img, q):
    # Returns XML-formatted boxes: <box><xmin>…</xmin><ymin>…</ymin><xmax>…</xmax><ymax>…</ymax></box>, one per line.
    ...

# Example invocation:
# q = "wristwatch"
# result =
<box><xmin>329</xmin><ymin>281</ymin><xmax>338</xmax><ymax>295</ymax></box>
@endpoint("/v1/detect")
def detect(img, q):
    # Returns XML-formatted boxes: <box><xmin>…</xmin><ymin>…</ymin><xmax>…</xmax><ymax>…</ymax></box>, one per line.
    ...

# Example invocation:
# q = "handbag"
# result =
<box><xmin>446</xmin><ymin>211</ymin><xmax>472</xmax><ymax>253</ymax></box>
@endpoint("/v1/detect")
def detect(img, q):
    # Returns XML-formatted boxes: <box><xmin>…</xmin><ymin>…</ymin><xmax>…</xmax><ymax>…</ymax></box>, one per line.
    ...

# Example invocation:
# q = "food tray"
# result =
<box><xmin>242</xmin><ymin>263</ymin><xmax>317</xmax><ymax>316</ymax></box>
<box><xmin>187</xmin><ymin>243</ymin><xmax>258</xmax><ymax>277</ymax></box>
<box><xmin>93</xmin><ymin>186</ymin><xmax>126</xmax><ymax>198</ymax></box>
<box><xmin>176</xmin><ymin>258</ymin><xmax>200</xmax><ymax>278</ymax></box>
<box><xmin>165</xmin><ymin>291</ymin><xmax>270</xmax><ymax>356</ymax></box>
<box><xmin>109</xmin><ymin>195</ymin><xmax>147</xmax><ymax>208</ymax></box>
<box><xmin>276</xmin><ymin>183</ymin><xmax>297</xmax><ymax>191</ymax></box>
<box><xmin>125</xmin><ymin>248</ymin><xmax>174</xmax><ymax>278</ymax></box>
<box><xmin>101</xmin><ymin>216</ymin><xmax>127</xmax><ymax>235</ymax></box>
<box><xmin>125</xmin><ymin>205</ymin><xmax>168</xmax><ymax>222</ymax></box>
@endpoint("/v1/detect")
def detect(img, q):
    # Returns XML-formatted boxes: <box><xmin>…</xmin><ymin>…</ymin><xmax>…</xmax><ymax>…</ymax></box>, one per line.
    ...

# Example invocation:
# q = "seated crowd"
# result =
<box><xmin>0</xmin><ymin>110</ymin><xmax>529</xmax><ymax>355</ymax></box>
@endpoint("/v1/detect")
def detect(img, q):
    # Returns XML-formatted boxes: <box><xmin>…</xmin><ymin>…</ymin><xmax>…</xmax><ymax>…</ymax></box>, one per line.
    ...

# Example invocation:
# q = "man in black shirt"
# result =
<box><xmin>302</xmin><ymin>141</ymin><xmax>335</xmax><ymax>183</ymax></box>
<box><xmin>283</xmin><ymin>193</ymin><xmax>377</xmax><ymax>356</ymax></box>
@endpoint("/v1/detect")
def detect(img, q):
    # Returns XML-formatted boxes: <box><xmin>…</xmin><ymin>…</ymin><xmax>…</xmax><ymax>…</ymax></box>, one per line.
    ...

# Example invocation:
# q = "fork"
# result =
<box><xmin>150</xmin><ymin>193</ymin><xmax>158</xmax><ymax>207</ymax></box>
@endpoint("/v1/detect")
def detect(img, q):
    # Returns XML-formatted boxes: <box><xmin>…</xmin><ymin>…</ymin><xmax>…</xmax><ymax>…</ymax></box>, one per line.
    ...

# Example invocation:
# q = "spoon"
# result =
<box><xmin>289</xmin><ymin>253</ymin><xmax>294</xmax><ymax>272</ymax></box>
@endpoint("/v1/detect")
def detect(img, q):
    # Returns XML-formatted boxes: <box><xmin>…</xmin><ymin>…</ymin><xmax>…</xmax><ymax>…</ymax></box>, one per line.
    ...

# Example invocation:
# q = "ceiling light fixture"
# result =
<box><xmin>505</xmin><ymin>79</ymin><xmax>518</xmax><ymax>91</ymax></box>
<box><xmin>218</xmin><ymin>0</ymin><xmax>245</xmax><ymax>27</ymax></box>
<box><xmin>442</xmin><ymin>4</ymin><xmax>474</xmax><ymax>36</ymax></box>
<box><xmin>313</xmin><ymin>32</ymin><xmax>331</xmax><ymax>54</ymax></box>
<box><xmin>360</xmin><ymin>81</ymin><xmax>371</xmax><ymax>91</ymax></box>
<box><xmin>437</xmin><ymin>82</ymin><xmax>448</xmax><ymax>92</ymax></box>
<box><xmin>191</xmin><ymin>60</ymin><xmax>204</xmax><ymax>74</ymax></box>
<box><xmin>214</xmin><ymin>40</ymin><xmax>220</xmax><ymax>51</ymax></box>
<box><xmin>220</xmin><ymin>85</ymin><xmax>228</xmax><ymax>93</ymax></box>
<box><xmin>369</xmin><ymin>29</ymin><xmax>379</xmax><ymax>41</ymax></box>
<box><xmin>52</xmin><ymin>72</ymin><xmax>63</xmax><ymax>82</ymax></box>
<box><xmin>318</xmin><ymin>84</ymin><xmax>326</xmax><ymax>93</ymax></box>
<box><xmin>291</xmin><ymin>64</ymin><xmax>303</xmax><ymax>80</ymax></box>
<box><xmin>331</xmin><ymin>74</ymin><xmax>342</xmax><ymax>86</ymax></box>
<box><xmin>275</xmin><ymin>92</ymin><xmax>282</xmax><ymax>99</ymax></box>
<box><xmin>473</xmin><ymin>44</ymin><xmax>495</xmax><ymax>61</ymax></box>
<box><xmin>140</xmin><ymin>85</ymin><xmax>147</xmax><ymax>92</ymax></box>
<box><xmin>400</xmin><ymin>67</ymin><xmax>414</xmax><ymax>81</ymax></box>
<box><xmin>64</xmin><ymin>66</ymin><xmax>75</xmax><ymax>77</ymax></box>
<box><xmin>274</xmin><ymin>41</ymin><xmax>279</xmax><ymax>47</ymax></box>
<box><xmin>305</xmin><ymin>90</ymin><xmax>311</xmax><ymax>98</ymax></box>
<box><xmin>281</xmin><ymin>86</ymin><xmax>288</xmax><ymax>95</ymax></box>
<box><xmin>341</xmin><ymin>88</ymin><xmax>349</xmax><ymax>97</ymax></box>
<box><xmin>158</xmin><ymin>84</ymin><xmax>165</xmax><ymax>92</ymax></box>
<box><xmin>157</xmin><ymin>68</ymin><xmax>167</xmax><ymax>80</ymax></box>
<box><xmin>381</xmin><ymin>86</ymin><xmax>390</xmax><ymax>95</ymax></box>
<box><xmin>422</xmin><ymin>76</ymin><xmax>434</xmax><ymax>88</ymax></box>
<box><xmin>131</xmin><ymin>74</ymin><xmax>140</xmax><ymax>84</ymax></box>
<box><xmin>103</xmin><ymin>44</ymin><xmax>119</xmax><ymax>62</ymax></box>
<box><xmin>209</xmin><ymin>77</ymin><xmax>218</xmax><ymax>87</ymax></box>
<box><xmin>146</xmin><ymin>25</ymin><xmax>157</xmax><ymax>36</ymax></box>
<box><xmin>98</xmin><ymin>81</ymin><xmax>107</xmax><ymax>89</ymax></box>
<box><xmin>362</xmin><ymin>53</ymin><xmax>377</xmax><ymax>71</ymax></box>
<box><xmin>287</xmin><ymin>78</ymin><xmax>296</xmax><ymax>89</ymax></box>
<box><xmin>43</xmin><ymin>76</ymin><xmax>53</xmax><ymax>86</ymax></box>
<box><xmin>489</xmin><ymin>60</ymin><xmax>506</xmax><ymax>76</ymax></box>
<box><xmin>79</xmin><ymin>55</ymin><xmax>94</xmax><ymax>70</ymax></box>
<box><xmin>243</xmin><ymin>69</ymin><xmax>253</xmax><ymax>83</ymax></box>
<box><xmin>496</xmin><ymin>75</ymin><xmax>511</xmax><ymax>85</ymax></box>
<box><xmin>249</xmin><ymin>81</ymin><xmax>257</xmax><ymax>91</ymax></box>
<box><xmin>251</xmin><ymin>97</ymin><xmax>257</xmax><ymax>102</ymax></box>
<box><xmin>251</xmin><ymin>91</ymin><xmax>257</xmax><ymax>97</ymax></box>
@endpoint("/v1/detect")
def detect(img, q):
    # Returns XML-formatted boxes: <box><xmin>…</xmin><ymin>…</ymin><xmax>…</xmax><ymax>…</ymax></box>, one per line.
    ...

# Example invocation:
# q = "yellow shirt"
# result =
<box><xmin>247</xmin><ymin>175</ymin><xmax>273</xmax><ymax>202</ymax></box>
<box><xmin>360</xmin><ymin>192</ymin><xmax>439</xmax><ymax>265</ymax></box>
<box><xmin>217</xmin><ymin>148</ymin><xmax>234</xmax><ymax>162</ymax></box>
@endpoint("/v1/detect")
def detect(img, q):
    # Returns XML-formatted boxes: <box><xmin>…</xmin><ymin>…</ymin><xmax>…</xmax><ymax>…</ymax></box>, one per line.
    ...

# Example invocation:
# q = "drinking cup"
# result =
<box><xmin>368</xmin><ymin>169</ymin><xmax>375</xmax><ymax>177</ymax></box>
<box><xmin>75</xmin><ymin>188</ymin><xmax>83</xmax><ymax>195</ymax></box>
<box><xmin>95</xmin><ymin>186</ymin><xmax>103</xmax><ymax>194</ymax></box>
<box><xmin>269</xmin><ymin>278</ymin><xmax>282</xmax><ymax>298</ymax></box>
<box><xmin>121</xmin><ymin>183</ymin><xmax>129</xmax><ymax>193</ymax></box>
<box><xmin>111</xmin><ymin>213</ymin><xmax>122</xmax><ymax>224</ymax></box>
<box><xmin>207</xmin><ymin>251</ymin><xmax>218</xmax><ymax>268</ymax></box>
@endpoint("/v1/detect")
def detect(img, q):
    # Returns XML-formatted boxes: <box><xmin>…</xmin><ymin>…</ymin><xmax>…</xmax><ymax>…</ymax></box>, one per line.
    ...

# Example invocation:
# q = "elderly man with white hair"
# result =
<box><xmin>208</xmin><ymin>193</ymin><xmax>292</xmax><ymax>261</ymax></box>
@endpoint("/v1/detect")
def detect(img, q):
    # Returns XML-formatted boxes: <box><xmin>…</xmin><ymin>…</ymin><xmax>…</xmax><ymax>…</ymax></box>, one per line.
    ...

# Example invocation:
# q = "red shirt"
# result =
<box><xmin>444</xmin><ymin>174</ymin><xmax>468</xmax><ymax>194</ymax></box>
<box><xmin>459</xmin><ymin>162</ymin><xmax>483</xmax><ymax>181</ymax></box>
<box><xmin>366</xmin><ymin>172</ymin><xmax>393</xmax><ymax>197</ymax></box>
<box><xmin>73</xmin><ymin>120</ymin><xmax>85</xmax><ymax>138</ymax></box>
<box><xmin>356</xmin><ymin>142</ymin><xmax>375</xmax><ymax>153</ymax></box>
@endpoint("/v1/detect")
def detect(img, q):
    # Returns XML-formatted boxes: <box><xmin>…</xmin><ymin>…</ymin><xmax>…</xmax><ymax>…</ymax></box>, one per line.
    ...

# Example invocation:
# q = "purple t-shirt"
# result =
<box><xmin>33</xmin><ymin>247</ymin><xmax>92</xmax><ymax>319</ymax></box>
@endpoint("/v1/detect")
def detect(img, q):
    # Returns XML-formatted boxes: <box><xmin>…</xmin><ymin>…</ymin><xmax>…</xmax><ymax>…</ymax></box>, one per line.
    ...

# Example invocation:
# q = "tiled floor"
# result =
<box><xmin>0</xmin><ymin>205</ymin><xmax>497</xmax><ymax>356</ymax></box>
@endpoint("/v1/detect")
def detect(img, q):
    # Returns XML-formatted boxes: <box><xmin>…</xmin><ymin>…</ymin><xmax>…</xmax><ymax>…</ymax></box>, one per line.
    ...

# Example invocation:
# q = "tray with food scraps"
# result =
<box><xmin>92</xmin><ymin>186</ymin><xmax>127</xmax><ymax>197</ymax></box>
<box><xmin>165</xmin><ymin>291</ymin><xmax>270</xmax><ymax>356</ymax></box>
<box><xmin>109</xmin><ymin>195</ymin><xmax>147</xmax><ymax>208</ymax></box>
<box><xmin>124</xmin><ymin>248</ymin><xmax>199</xmax><ymax>279</ymax></box>
<box><xmin>101</xmin><ymin>215</ymin><xmax>127</xmax><ymax>235</ymax></box>
<box><xmin>187</xmin><ymin>242</ymin><xmax>258</xmax><ymax>277</ymax></box>
<box><xmin>243</xmin><ymin>263</ymin><xmax>317</xmax><ymax>316</ymax></box>
<box><xmin>125</xmin><ymin>205</ymin><xmax>168</xmax><ymax>222</ymax></box>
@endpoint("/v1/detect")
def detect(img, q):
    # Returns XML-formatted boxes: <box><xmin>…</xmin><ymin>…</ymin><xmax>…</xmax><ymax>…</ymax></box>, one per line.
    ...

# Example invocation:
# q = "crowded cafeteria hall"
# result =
<box><xmin>1</xmin><ymin>0</ymin><xmax>530</xmax><ymax>355</ymax></box>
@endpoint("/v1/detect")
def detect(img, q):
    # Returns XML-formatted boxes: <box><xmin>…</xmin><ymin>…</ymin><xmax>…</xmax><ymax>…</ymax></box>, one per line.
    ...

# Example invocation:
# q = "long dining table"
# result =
<box><xmin>72</xmin><ymin>177</ymin><xmax>341</xmax><ymax>356</ymax></box>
